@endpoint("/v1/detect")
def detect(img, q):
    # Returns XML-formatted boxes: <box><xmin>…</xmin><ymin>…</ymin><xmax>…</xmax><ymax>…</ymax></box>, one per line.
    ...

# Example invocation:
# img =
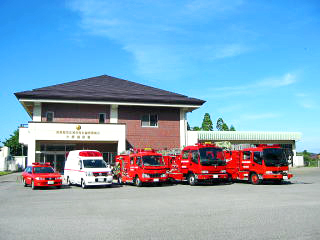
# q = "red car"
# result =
<box><xmin>22</xmin><ymin>163</ymin><xmax>63</xmax><ymax>190</ymax></box>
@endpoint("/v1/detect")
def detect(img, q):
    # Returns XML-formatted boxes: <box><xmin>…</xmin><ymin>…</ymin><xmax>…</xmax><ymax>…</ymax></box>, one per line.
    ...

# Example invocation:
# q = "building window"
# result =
<box><xmin>99</xmin><ymin>113</ymin><xmax>106</xmax><ymax>124</ymax></box>
<box><xmin>141</xmin><ymin>114</ymin><xmax>158</xmax><ymax>127</ymax></box>
<box><xmin>46</xmin><ymin>112</ymin><xmax>54</xmax><ymax>122</ymax></box>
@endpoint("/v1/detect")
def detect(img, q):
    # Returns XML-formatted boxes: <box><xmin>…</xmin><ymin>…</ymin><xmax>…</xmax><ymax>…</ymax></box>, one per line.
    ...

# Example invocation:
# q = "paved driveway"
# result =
<box><xmin>0</xmin><ymin>168</ymin><xmax>320</xmax><ymax>240</ymax></box>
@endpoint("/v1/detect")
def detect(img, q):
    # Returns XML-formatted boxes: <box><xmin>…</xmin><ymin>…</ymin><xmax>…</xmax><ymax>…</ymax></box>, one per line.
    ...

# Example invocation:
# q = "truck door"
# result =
<box><xmin>128</xmin><ymin>157</ymin><xmax>135</xmax><ymax>179</ymax></box>
<box><xmin>190</xmin><ymin>150</ymin><xmax>200</xmax><ymax>172</ymax></box>
<box><xmin>240</xmin><ymin>151</ymin><xmax>251</xmax><ymax>171</ymax></box>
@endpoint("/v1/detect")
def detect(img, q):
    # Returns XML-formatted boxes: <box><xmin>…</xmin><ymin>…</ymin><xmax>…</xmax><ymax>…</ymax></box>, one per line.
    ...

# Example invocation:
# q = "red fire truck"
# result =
<box><xmin>226</xmin><ymin>145</ymin><xmax>293</xmax><ymax>184</ymax></box>
<box><xmin>115</xmin><ymin>148</ymin><xmax>168</xmax><ymax>187</ymax></box>
<box><xmin>167</xmin><ymin>143</ymin><xmax>228</xmax><ymax>185</ymax></box>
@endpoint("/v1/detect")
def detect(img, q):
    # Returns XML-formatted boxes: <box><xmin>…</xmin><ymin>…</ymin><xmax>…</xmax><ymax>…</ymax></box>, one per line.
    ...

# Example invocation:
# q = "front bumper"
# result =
<box><xmin>85</xmin><ymin>176</ymin><xmax>113</xmax><ymax>185</ymax></box>
<box><xmin>196</xmin><ymin>173</ymin><xmax>228</xmax><ymax>180</ymax></box>
<box><xmin>262</xmin><ymin>173</ymin><xmax>293</xmax><ymax>180</ymax></box>
<box><xmin>34</xmin><ymin>180</ymin><xmax>62</xmax><ymax>187</ymax></box>
<box><xmin>141</xmin><ymin>177</ymin><xmax>168</xmax><ymax>183</ymax></box>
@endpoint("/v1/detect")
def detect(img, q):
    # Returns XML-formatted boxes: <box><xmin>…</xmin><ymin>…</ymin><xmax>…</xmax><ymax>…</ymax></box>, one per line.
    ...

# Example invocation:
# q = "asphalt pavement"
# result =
<box><xmin>0</xmin><ymin>168</ymin><xmax>320</xmax><ymax>240</ymax></box>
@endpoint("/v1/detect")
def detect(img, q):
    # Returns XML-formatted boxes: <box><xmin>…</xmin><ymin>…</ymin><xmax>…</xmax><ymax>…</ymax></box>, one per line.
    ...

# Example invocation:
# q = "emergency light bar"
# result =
<box><xmin>79</xmin><ymin>151</ymin><xmax>102</xmax><ymax>157</ymax></box>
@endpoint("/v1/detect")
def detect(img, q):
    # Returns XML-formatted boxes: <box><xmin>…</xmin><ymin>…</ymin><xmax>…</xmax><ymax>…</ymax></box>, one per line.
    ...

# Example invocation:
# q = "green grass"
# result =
<box><xmin>0</xmin><ymin>171</ymin><xmax>12</xmax><ymax>176</ymax></box>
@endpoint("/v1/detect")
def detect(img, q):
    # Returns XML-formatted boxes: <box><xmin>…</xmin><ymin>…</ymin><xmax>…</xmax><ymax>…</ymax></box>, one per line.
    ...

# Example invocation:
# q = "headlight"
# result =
<box><xmin>142</xmin><ymin>174</ymin><xmax>150</xmax><ymax>178</ymax></box>
<box><xmin>35</xmin><ymin>177</ymin><xmax>45</xmax><ymax>180</ymax></box>
<box><xmin>86</xmin><ymin>171</ymin><xmax>93</xmax><ymax>176</ymax></box>
<box><xmin>266</xmin><ymin>171</ymin><xmax>273</xmax><ymax>174</ymax></box>
<box><xmin>283</xmin><ymin>170</ymin><xmax>288</xmax><ymax>173</ymax></box>
<box><xmin>160</xmin><ymin>174</ymin><xmax>166</xmax><ymax>178</ymax></box>
<box><xmin>202</xmin><ymin>170</ymin><xmax>208</xmax><ymax>174</ymax></box>
<box><xmin>220</xmin><ymin>170</ymin><xmax>226</xmax><ymax>173</ymax></box>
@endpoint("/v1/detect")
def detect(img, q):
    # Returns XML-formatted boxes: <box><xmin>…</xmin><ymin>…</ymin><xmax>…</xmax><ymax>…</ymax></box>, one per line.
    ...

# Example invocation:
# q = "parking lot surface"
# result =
<box><xmin>0</xmin><ymin>167</ymin><xmax>320</xmax><ymax>240</ymax></box>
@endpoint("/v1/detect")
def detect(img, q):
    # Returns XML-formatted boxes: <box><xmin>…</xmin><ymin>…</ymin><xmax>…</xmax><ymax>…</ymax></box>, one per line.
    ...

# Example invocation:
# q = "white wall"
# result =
<box><xmin>293</xmin><ymin>156</ymin><xmax>304</xmax><ymax>167</ymax></box>
<box><xmin>19</xmin><ymin>122</ymin><xmax>126</xmax><ymax>165</ymax></box>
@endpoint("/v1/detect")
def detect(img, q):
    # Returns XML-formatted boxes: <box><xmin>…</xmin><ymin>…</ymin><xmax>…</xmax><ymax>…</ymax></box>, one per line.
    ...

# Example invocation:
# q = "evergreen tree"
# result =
<box><xmin>216</xmin><ymin>118</ymin><xmax>224</xmax><ymax>131</ymax></box>
<box><xmin>2</xmin><ymin>128</ymin><xmax>23</xmax><ymax>156</ymax></box>
<box><xmin>193</xmin><ymin>126</ymin><xmax>201</xmax><ymax>131</ymax></box>
<box><xmin>201</xmin><ymin>113</ymin><xmax>213</xmax><ymax>131</ymax></box>
<box><xmin>230</xmin><ymin>125</ymin><xmax>236</xmax><ymax>131</ymax></box>
<box><xmin>187</xmin><ymin>122</ymin><xmax>191</xmax><ymax>130</ymax></box>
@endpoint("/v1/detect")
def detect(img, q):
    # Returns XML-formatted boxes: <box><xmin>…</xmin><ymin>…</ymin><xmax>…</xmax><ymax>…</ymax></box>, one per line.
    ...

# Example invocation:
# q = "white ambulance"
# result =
<box><xmin>64</xmin><ymin>150</ymin><xmax>113</xmax><ymax>188</ymax></box>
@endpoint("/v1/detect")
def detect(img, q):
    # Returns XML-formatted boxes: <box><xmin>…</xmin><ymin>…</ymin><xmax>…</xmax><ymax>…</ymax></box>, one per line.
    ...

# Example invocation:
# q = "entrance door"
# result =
<box><xmin>55</xmin><ymin>154</ymin><xmax>65</xmax><ymax>173</ymax></box>
<box><xmin>44</xmin><ymin>154</ymin><xmax>65</xmax><ymax>173</ymax></box>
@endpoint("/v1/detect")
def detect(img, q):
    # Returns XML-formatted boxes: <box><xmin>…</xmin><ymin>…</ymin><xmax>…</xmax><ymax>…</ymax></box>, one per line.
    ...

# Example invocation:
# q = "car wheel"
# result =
<box><xmin>31</xmin><ymin>180</ymin><xmax>36</xmax><ymax>190</ymax></box>
<box><xmin>250</xmin><ymin>173</ymin><xmax>261</xmax><ymax>185</ymax></box>
<box><xmin>188</xmin><ymin>173</ymin><xmax>197</xmax><ymax>186</ymax></box>
<box><xmin>134</xmin><ymin>176</ymin><xmax>142</xmax><ymax>187</ymax></box>
<box><xmin>81</xmin><ymin>179</ymin><xmax>86</xmax><ymax>189</ymax></box>
<box><xmin>23</xmin><ymin>178</ymin><xmax>27</xmax><ymax>187</ymax></box>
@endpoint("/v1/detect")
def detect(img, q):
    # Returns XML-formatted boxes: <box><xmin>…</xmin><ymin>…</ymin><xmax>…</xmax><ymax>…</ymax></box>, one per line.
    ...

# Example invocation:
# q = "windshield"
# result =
<box><xmin>142</xmin><ymin>155</ymin><xmax>164</xmax><ymax>166</ymax></box>
<box><xmin>33</xmin><ymin>167</ymin><xmax>55</xmax><ymax>174</ymax></box>
<box><xmin>199</xmin><ymin>147</ymin><xmax>226</xmax><ymax>166</ymax></box>
<box><xmin>263</xmin><ymin>148</ymin><xmax>288</xmax><ymax>166</ymax></box>
<box><xmin>83</xmin><ymin>159</ymin><xmax>107</xmax><ymax>168</ymax></box>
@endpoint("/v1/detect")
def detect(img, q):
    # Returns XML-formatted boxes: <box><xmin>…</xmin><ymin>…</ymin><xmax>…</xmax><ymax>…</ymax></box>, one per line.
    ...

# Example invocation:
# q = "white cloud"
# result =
<box><xmin>205</xmin><ymin>72</ymin><xmax>298</xmax><ymax>98</ymax></box>
<box><xmin>67</xmin><ymin>0</ymin><xmax>248</xmax><ymax>80</ymax></box>
<box><xmin>213</xmin><ymin>44</ymin><xmax>249</xmax><ymax>59</ymax></box>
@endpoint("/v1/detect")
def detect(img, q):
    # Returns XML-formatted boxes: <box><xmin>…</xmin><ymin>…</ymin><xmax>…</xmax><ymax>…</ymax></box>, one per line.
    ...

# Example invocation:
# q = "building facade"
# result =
<box><xmin>16</xmin><ymin>75</ymin><xmax>204</xmax><ymax>171</ymax></box>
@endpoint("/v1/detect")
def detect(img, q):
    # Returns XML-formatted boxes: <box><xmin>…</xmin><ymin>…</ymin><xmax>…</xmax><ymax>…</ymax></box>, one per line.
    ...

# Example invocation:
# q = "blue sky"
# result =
<box><xmin>0</xmin><ymin>0</ymin><xmax>319</xmax><ymax>152</ymax></box>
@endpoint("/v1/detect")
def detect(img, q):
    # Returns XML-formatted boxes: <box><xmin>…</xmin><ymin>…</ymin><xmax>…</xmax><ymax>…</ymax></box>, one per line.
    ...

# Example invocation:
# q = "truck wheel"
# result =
<box><xmin>118</xmin><ymin>176</ymin><xmax>123</xmax><ymax>185</ymax></box>
<box><xmin>250</xmin><ymin>173</ymin><xmax>261</xmax><ymax>185</ymax></box>
<box><xmin>227</xmin><ymin>174</ymin><xmax>233</xmax><ymax>183</ymax></box>
<box><xmin>31</xmin><ymin>180</ymin><xmax>36</xmax><ymax>190</ymax></box>
<box><xmin>81</xmin><ymin>179</ymin><xmax>86</xmax><ymax>189</ymax></box>
<box><xmin>23</xmin><ymin>178</ymin><xmax>27</xmax><ymax>187</ymax></box>
<box><xmin>134</xmin><ymin>177</ymin><xmax>142</xmax><ymax>187</ymax></box>
<box><xmin>188</xmin><ymin>174</ymin><xmax>197</xmax><ymax>186</ymax></box>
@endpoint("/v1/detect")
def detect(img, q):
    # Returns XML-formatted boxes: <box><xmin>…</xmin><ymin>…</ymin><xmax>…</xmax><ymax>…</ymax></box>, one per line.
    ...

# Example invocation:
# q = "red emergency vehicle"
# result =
<box><xmin>115</xmin><ymin>148</ymin><xmax>168</xmax><ymax>187</ymax></box>
<box><xmin>167</xmin><ymin>143</ymin><xmax>228</xmax><ymax>185</ymax></box>
<box><xmin>226</xmin><ymin>145</ymin><xmax>293</xmax><ymax>184</ymax></box>
<box><xmin>22</xmin><ymin>162</ymin><xmax>63</xmax><ymax>190</ymax></box>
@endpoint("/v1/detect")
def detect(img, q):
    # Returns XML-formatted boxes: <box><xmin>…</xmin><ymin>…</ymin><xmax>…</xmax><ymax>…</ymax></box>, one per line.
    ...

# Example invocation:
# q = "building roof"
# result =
<box><xmin>14</xmin><ymin>75</ymin><xmax>205</xmax><ymax>106</ymax></box>
<box><xmin>197</xmin><ymin>131</ymin><xmax>302</xmax><ymax>141</ymax></box>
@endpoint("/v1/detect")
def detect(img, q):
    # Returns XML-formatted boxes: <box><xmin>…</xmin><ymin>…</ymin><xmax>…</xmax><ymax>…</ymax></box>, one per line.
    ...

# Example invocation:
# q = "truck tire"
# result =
<box><xmin>134</xmin><ymin>176</ymin><xmax>142</xmax><ymax>187</ymax></box>
<box><xmin>81</xmin><ymin>179</ymin><xmax>86</xmax><ymax>189</ymax></box>
<box><xmin>250</xmin><ymin>173</ymin><xmax>261</xmax><ymax>185</ymax></box>
<box><xmin>188</xmin><ymin>173</ymin><xmax>197</xmax><ymax>186</ymax></box>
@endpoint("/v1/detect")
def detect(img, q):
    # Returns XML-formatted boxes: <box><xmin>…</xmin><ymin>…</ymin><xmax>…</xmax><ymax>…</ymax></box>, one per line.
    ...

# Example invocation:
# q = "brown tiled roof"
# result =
<box><xmin>14</xmin><ymin>75</ymin><xmax>205</xmax><ymax>105</ymax></box>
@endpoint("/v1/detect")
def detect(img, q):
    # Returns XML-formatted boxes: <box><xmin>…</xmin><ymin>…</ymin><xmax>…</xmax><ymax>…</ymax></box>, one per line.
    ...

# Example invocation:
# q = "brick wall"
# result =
<box><xmin>118</xmin><ymin>106</ymin><xmax>180</xmax><ymax>150</ymax></box>
<box><xmin>41</xmin><ymin>103</ymin><xmax>110</xmax><ymax>123</ymax></box>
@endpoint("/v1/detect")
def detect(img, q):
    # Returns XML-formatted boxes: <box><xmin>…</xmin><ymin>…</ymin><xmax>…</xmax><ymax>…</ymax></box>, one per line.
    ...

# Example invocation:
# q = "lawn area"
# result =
<box><xmin>0</xmin><ymin>171</ymin><xmax>12</xmax><ymax>176</ymax></box>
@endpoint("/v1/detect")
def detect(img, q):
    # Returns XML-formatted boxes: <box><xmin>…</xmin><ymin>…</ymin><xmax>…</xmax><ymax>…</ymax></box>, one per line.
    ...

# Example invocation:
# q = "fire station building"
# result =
<box><xmin>15</xmin><ymin>75</ymin><xmax>205</xmax><ymax>171</ymax></box>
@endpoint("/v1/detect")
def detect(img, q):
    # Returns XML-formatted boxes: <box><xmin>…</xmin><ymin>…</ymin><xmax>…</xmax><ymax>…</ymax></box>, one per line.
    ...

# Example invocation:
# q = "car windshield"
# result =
<box><xmin>263</xmin><ymin>148</ymin><xmax>288</xmax><ymax>166</ymax></box>
<box><xmin>199</xmin><ymin>147</ymin><xmax>226</xmax><ymax>166</ymax></box>
<box><xmin>33</xmin><ymin>167</ymin><xmax>55</xmax><ymax>174</ymax></box>
<box><xmin>83</xmin><ymin>159</ymin><xmax>107</xmax><ymax>168</ymax></box>
<box><xmin>142</xmin><ymin>155</ymin><xmax>164</xmax><ymax>166</ymax></box>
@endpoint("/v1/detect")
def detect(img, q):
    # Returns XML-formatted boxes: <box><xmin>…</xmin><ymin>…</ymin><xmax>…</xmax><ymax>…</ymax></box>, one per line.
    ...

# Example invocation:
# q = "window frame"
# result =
<box><xmin>99</xmin><ymin>113</ymin><xmax>106</xmax><ymax>124</ymax></box>
<box><xmin>46</xmin><ymin>111</ymin><xmax>54</xmax><ymax>122</ymax></box>
<box><xmin>141</xmin><ymin>113</ymin><xmax>158</xmax><ymax>128</ymax></box>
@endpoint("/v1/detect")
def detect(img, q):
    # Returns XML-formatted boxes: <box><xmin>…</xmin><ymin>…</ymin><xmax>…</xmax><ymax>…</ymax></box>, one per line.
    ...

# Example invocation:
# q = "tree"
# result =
<box><xmin>221</xmin><ymin>123</ymin><xmax>229</xmax><ymax>131</ymax></box>
<box><xmin>2</xmin><ymin>128</ymin><xmax>23</xmax><ymax>156</ymax></box>
<box><xmin>193</xmin><ymin>126</ymin><xmax>201</xmax><ymax>131</ymax></box>
<box><xmin>230</xmin><ymin>125</ymin><xmax>236</xmax><ymax>131</ymax></box>
<box><xmin>201</xmin><ymin>113</ymin><xmax>213</xmax><ymax>131</ymax></box>
<box><xmin>216</xmin><ymin>118</ymin><xmax>225</xmax><ymax>131</ymax></box>
<box><xmin>187</xmin><ymin>122</ymin><xmax>191</xmax><ymax>130</ymax></box>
